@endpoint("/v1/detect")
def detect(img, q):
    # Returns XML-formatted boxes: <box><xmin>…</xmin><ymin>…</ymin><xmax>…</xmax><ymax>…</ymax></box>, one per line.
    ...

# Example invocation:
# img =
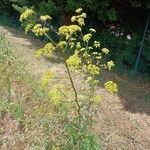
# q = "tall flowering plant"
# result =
<box><xmin>19</xmin><ymin>7</ymin><xmax>117</xmax><ymax>149</ymax></box>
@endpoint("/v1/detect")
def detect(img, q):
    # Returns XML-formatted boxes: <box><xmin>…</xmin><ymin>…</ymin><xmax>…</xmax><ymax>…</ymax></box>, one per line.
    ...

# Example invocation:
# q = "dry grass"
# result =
<box><xmin>96</xmin><ymin>71</ymin><xmax>150</xmax><ymax>149</ymax></box>
<box><xmin>0</xmin><ymin>26</ymin><xmax>150</xmax><ymax>150</ymax></box>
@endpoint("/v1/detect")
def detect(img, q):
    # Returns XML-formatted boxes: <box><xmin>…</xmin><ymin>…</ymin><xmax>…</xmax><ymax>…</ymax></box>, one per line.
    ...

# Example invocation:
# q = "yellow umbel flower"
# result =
<box><xmin>49</xmin><ymin>84</ymin><xmax>64</xmax><ymax>105</ymax></box>
<box><xmin>77</xmin><ymin>17</ymin><xmax>85</xmax><ymax>26</ymax></box>
<box><xmin>52</xmin><ymin>147</ymin><xmax>62</xmax><ymax>150</ymax></box>
<box><xmin>71</xmin><ymin>16</ymin><xmax>77</xmax><ymax>22</ymax></box>
<box><xmin>40</xmin><ymin>71</ymin><xmax>55</xmax><ymax>89</ymax></box>
<box><xmin>104</xmin><ymin>81</ymin><xmax>118</xmax><ymax>94</ymax></box>
<box><xmin>75</xmin><ymin>8</ymin><xmax>83</xmax><ymax>13</ymax></box>
<box><xmin>76</xmin><ymin>42</ymin><xmax>81</xmax><ymax>49</ymax></box>
<box><xmin>87</xmin><ymin>64</ymin><xmax>100</xmax><ymax>75</ymax></box>
<box><xmin>40</xmin><ymin>15</ymin><xmax>52</xmax><ymax>21</ymax></box>
<box><xmin>32</xmin><ymin>24</ymin><xmax>42</xmax><ymax>30</ymax></box>
<box><xmin>35</xmin><ymin>48</ymin><xmax>43</xmax><ymax>59</ymax></box>
<box><xmin>83</xmin><ymin>34</ymin><xmax>92</xmax><ymax>42</ymax></box>
<box><xmin>58</xmin><ymin>25</ymin><xmax>68</xmax><ymax>34</ymax></box>
<box><xmin>35</xmin><ymin>43</ymin><xmax>55</xmax><ymax>59</ymax></box>
<box><xmin>57</xmin><ymin>41</ymin><xmax>67</xmax><ymax>49</ymax></box>
<box><xmin>32</xmin><ymin>24</ymin><xmax>49</xmax><ymax>36</ymax></box>
<box><xmin>66</xmin><ymin>52</ymin><xmax>82</xmax><ymax>69</ymax></box>
<box><xmin>20</xmin><ymin>8</ymin><xmax>34</xmax><ymax>22</ymax></box>
<box><xmin>25</xmin><ymin>24</ymin><xmax>34</xmax><ymax>34</ymax></box>
<box><xmin>58</xmin><ymin>25</ymin><xmax>81</xmax><ymax>39</ymax></box>
<box><xmin>107</xmin><ymin>60</ymin><xmax>115</xmax><ymax>70</ymax></box>
<box><xmin>102</xmin><ymin>48</ymin><xmax>109</xmax><ymax>54</ymax></box>
<box><xmin>68</xmin><ymin>25</ymin><xmax>82</xmax><ymax>34</ymax></box>
<box><xmin>93</xmin><ymin>95</ymin><xmax>102</xmax><ymax>104</ymax></box>
<box><xmin>43</xmin><ymin>43</ymin><xmax>55</xmax><ymax>57</ymax></box>
<box><xmin>94</xmin><ymin>41</ymin><xmax>100</xmax><ymax>48</ymax></box>
<box><xmin>89</xmin><ymin>28</ymin><xmax>96</xmax><ymax>33</ymax></box>
<box><xmin>71</xmin><ymin>11</ymin><xmax>86</xmax><ymax>26</ymax></box>
<box><xmin>81</xmin><ymin>13</ymin><xmax>87</xmax><ymax>18</ymax></box>
<box><xmin>69</xmin><ymin>42</ymin><xmax>75</xmax><ymax>49</ymax></box>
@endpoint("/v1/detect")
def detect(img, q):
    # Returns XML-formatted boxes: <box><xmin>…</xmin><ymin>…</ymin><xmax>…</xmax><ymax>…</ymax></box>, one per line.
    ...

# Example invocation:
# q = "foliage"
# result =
<box><xmin>0</xmin><ymin>32</ymin><xmax>26</xmax><ymax>126</ymax></box>
<box><xmin>99</xmin><ymin>29</ymin><xmax>150</xmax><ymax>73</ymax></box>
<box><xmin>7</xmin><ymin>0</ymin><xmax>150</xmax><ymax>21</ymax></box>
<box><xmin>0</xmin><ymin>32</ymin><xmax>53</xmax><ymax>149</ymax></box>
<box><xmin>6</xmin><ymin>0</ymin><xmax>149</xmax><ymax>74</ymax></box>
<box><xmin>19</xmin><ymin>7</ymin><xmax>118</xmax><ymax>149</ymax></box>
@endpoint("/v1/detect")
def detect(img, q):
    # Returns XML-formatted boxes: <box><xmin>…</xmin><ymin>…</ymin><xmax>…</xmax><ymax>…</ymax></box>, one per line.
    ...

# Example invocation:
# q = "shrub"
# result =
<box><xmin>99</xmin><ymin>29</ymin><xmax>150</xmax><ymax>73</ymax></box>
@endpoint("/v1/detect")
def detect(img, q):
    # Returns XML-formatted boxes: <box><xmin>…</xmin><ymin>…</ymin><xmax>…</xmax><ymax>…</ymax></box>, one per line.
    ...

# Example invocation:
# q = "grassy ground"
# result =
<box><xmin>0</xmin><ymin>25</ymin><xmax>150</xmax><ymax>150</ymax></box>
<box><xmin>0</xmin><ymin>29</ymin><xmax>54</xmax><ymax>149</ymax></box>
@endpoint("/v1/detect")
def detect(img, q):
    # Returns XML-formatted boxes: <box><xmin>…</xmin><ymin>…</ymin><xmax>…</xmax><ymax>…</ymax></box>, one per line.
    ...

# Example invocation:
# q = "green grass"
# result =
<box><xmin>0</xmin><ymin>32</ymin><xmax>53</xmax><ymax>149</ymax></box>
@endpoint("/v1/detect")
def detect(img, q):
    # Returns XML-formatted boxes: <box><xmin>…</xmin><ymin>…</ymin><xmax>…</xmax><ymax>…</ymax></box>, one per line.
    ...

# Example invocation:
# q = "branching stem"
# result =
<box><xmin>64</xmin><ymin>61</ymin><xmax>81</xmax><ymax>116</ymax></box>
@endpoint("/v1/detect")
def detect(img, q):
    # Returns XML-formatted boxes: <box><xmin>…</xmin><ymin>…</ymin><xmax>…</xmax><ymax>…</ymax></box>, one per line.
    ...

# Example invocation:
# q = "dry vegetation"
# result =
<box><xmin>0</xmin><ymin>26</ymin><xmax>150</xmax><ymax>150</ymax></box>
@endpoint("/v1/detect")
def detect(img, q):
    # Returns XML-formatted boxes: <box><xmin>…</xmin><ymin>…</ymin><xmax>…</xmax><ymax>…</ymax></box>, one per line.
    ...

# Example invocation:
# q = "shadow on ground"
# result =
<box><xmin>99</xmin><ymin>71</ymin><xmax>150</xmax><ymax>115</ymax></box>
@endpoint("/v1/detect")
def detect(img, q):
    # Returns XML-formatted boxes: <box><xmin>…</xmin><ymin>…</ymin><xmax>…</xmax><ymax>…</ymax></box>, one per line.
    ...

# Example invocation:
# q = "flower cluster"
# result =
<box><xmin>20</xmin><ymin>8</ymin><xmax>34</xmax><ymax>22</ymax></box>
<box><xmin>93</xmin><ymin>95</ymin><xmax>102</xmax><ymax>104</ymax></box>
<box><xmin>104</xmin><ymin>81</ymin><xmax>118</xmax><ymax>94</ymax></box>
<box><xmin>48</xmin><ymin>84</ymin><xmax>63</xmax><ymax>105</ymax></box>
<box><xmin>87</xmin><ymin>64</ymin><xmax>100</xmax><ymax>75</ymax></box>
<box><xmin>58</xmin><ymin>25</ymin><xmax>81</xmax><ymax>40</ymax></box>
<box><xmin>35</xmin><ymin>48</ymin><xmax>43</xmax><ymax>59</ymax></box>
<box><xmin>94</xmin><ymin>41</ymin><xmax>100</xmax><ymax>48</ymax></box>
<box><xmin>40</xmin><ymin>71</ymin><xmax>54</xmax><ymax>89</ymax></box>
<box><xmin>75</xmin><ymin>8</ymin><xmax>83</xmax><ymax>13</ymax></box>
<box><xmin>76</xmin><ymin>42</ymin><xmax>81</xmax><ymax>49</ymax></box>
<box><xmin>107</xmin><ymin>60</ymin><xmax>115</xmax><ymax>70</ymax></box>
<box><xmin>35</xmin><ymin>43</ymin><xmax>55</xmax><ymax>59</ymax></box>
<box><xmin>40</xmin><ymin>15</ymin><xmax>52</xmax><ymax>21</ymax></box>
<box><xmin>89</xmin><ymin>28</ymin><xmax>96</xmax><ymax>33</ymax></box>
<box><xmin>71</xmin><ymin>8</ymin><xmax>87</xmax><ymax>26</ymax></box>
<box><xmin>57</xmin><ymin>41</ymin><xmax>67</xmax><ymax>49</ymax></box>
<box><xmin>32</xmin><ymin>24</ymin><xmax>49</xmax><ymax>36</ymax></box>
<box><xmin>43</xmin><ymin>43</ymin><xmax>55</xmax><ymax>57</ymax></box>
<box><xmin>25</xmin><ymin>23</ymin><xmax>34</xmax><ymax>34</ymax></box>
<box><xmin>66</xmin><ymin>52</ymin><xmax>82</xmax><ymax>69</ymax></box>
<box><xmin>102</xmin><ymin>48</ymin><xmax>109</xmax><ymax>54</ymax></box>
<box><xmin>83</xmin><ymin>34</ymin><xmax>92</xmax><ymax>42</ymax></box>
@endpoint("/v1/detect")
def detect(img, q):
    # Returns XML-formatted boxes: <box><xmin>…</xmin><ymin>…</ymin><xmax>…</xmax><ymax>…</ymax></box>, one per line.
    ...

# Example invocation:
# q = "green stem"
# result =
<box><xmin>44</xmin><ymin>33</ymin><xmax>56</xmax><ymax>46</ymax></box>
<box><xmin>44</xmin><ymin>32</ymin><xmax>81</xmax><ymax>116</ymax></box>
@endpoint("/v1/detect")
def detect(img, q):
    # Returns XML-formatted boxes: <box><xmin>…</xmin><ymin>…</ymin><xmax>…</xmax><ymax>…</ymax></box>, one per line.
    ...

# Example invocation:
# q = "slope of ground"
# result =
<box><xmin>0</xmin><ymin>26</ymin><xmax>150</xmax><ymax>150</ymax></box>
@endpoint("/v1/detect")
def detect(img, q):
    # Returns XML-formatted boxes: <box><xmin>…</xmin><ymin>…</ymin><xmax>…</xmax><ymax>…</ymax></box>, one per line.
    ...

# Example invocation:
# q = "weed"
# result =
<box><xmin>19</xmin><ymin>7</ymin><xmax>118</xmax><ymax>149</ymax></box>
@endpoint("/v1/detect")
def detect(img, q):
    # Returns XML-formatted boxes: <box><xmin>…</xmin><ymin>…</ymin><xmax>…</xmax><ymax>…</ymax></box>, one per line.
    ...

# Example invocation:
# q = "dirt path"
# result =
<box><xmin>0</xmin><ymin>26</ymin><xmax>150</xmax><ymax>150</ymax></box>
<box><xmin>0</xmin><ymin>26</ymin><xmax>64</xmax><ymax>77</ymax></box>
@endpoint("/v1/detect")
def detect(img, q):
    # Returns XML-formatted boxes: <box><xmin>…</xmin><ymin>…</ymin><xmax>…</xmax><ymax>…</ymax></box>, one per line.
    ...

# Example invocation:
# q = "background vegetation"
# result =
<box><xmin>1</xmin><ymin>0</ymin><xmax>150</xmax><ymax>74</ymax></box>
<box><xmin>0</xmin><ymin>0</ymin><xmax>150</xmax><ymax>150</ymax></box>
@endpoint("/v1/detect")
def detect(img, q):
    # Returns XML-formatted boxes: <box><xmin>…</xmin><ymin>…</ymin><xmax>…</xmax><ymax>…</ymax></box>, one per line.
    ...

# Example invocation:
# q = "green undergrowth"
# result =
<box><xmin>0</xmin><ymin>14</ymin><xmax>20</xmax><ymax>28</ymax></box>
<box><xmin>0</xmin><ymin>32</ymin><xmax>57</xmax><ymax>149</ymax></box>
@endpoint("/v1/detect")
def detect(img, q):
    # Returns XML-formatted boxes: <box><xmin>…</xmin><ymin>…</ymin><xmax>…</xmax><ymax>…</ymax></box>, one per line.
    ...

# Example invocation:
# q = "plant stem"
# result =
<box><xmin>64</xmin><ymin>61</ymin><xmax>81</xmax><ymax>116</ymax></box>
<box><xmin>44</xmin><ymin>32</ymin><xmax>81</xmax><ymax>116</ymax></box>
<box><xmin>44</xmin><ymin>33</ymin><xmax>56</xmax><ymax>46</ymax></box>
